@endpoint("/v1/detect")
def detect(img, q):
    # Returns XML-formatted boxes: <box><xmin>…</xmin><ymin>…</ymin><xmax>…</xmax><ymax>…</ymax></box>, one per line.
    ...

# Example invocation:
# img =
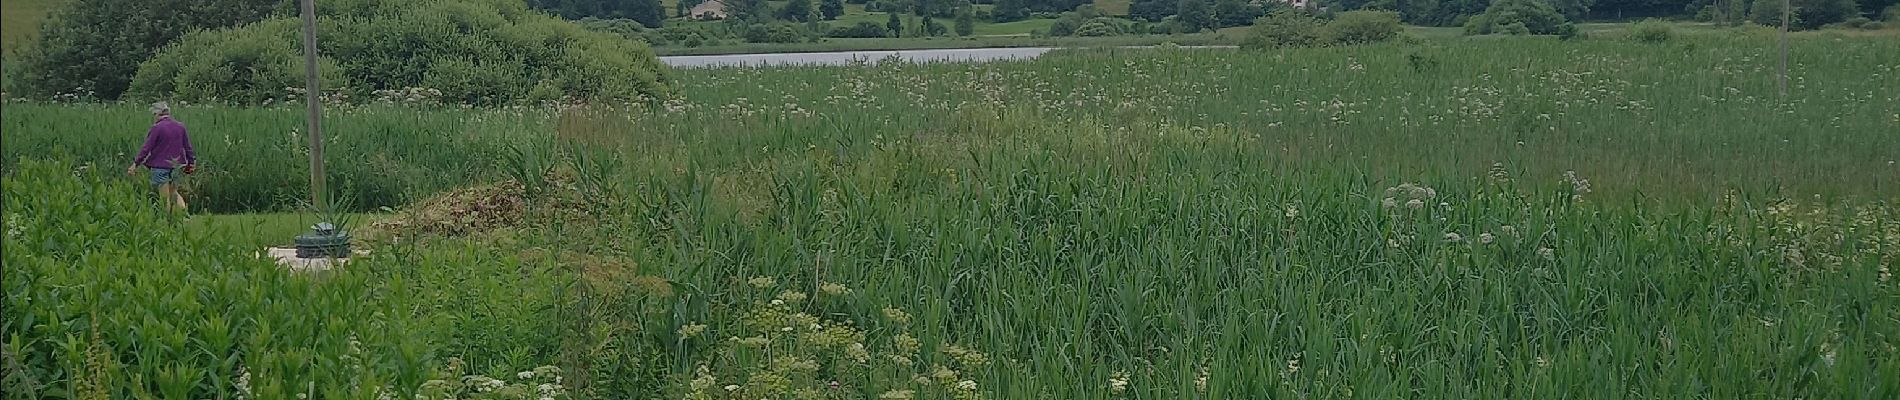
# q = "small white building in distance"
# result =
<box><xmin>690</xmin><ymin>0</ymin><xmax>728</xmax><ymax>20</ymax></box>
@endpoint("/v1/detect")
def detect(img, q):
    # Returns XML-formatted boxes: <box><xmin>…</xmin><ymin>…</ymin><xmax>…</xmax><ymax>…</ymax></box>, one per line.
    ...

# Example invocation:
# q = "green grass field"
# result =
<box><xmin>5</xmin><ymin>34</ymin><xmax>1900</xmax><ymax>399</ymax></box>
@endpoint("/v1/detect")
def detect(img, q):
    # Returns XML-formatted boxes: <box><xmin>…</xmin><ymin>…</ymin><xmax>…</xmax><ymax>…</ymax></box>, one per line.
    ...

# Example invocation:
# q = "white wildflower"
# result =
<box><xmin>748</xmin><ymin>276</ymin><xmax>777</xmax><ymax>288</ymax></box>
<box><xmin>1108</xmin><ymin>371</ymin><xmax>1129</xmax><ymax>394</ymax></box>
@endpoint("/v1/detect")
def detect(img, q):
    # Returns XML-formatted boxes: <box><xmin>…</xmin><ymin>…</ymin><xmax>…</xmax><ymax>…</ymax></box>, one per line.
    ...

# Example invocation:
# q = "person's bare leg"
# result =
<box><xmin>173</xmin><ymin>187</ymin><xmax>189</xmax><ymax>213</ymax></box>
<box><xmin>158</xmin><ymin>183</ymin><xmax>186</xmax><ymax>213</ymax></box>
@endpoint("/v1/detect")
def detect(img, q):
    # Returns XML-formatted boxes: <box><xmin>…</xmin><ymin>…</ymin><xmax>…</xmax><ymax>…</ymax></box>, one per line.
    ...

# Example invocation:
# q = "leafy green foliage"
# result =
<box><xmin>821</xmin><ymin>0</ymin><xmax>847</xmax><ymax>20</ymax></box>
<box><xmin>1628</xmin><ymin>18</ymin><xmax>1674</xmax><ymax>42</ymax></box>
<box><xmin>1464</xmin><ymin>0</ymin><xmax>1568</xmax><ymax>35</ymax></box>
<box><xmin>1325</xmin><ymin>10</ymin><xmax>1403</xmax><ymax>45</ymax></box>
<box><xmin>1747</xmin><ymin>0</ymin><xmax>1860</xmax><ymax>30</ymax></box>
<box><xmin>530</xmin><ymin>0</ymin><xmax>667</xmax><ymax>28</ymax></box>
<box><xmin>1749</xmin><ymin>0</ymin><xmax>1792</xmax><ymax>28</ymax></box>
<box><xmin>1176</xmin><ymin>0</ymin><xmax>1214</xmax><ymax>33</ymax></box>
<box><xmin>830</xmin><ymin>21</ymin><xmax>893</xmax><ymax>37</ymax></box>
<box><xmin>992</xmin><ymin>0</ymin><xmax>1031</xmax><ymax>21</ymax></box>
<box><xmin>955</xmin><ymin>8</ymin><xmax>977</xmax><ymax>36</ymax></box>
<box><xmin>1243</xmin><ymin>9</ymin><xmax>1325</xmax><ymax>48</ymax></box>
<box><xmin>1213</xmin><ymin>0</ymin><xmax>1266</xmax><ymax>28</ymax></box>
<box><xmin>780</xmin><ymin>0</ymin><xmax>817</xmax><ymax>22</ymax></box>
<box><xmin>14</xmin><ymin>0</ymin><xmax>285</xmax><ymax>100</ymax></box>
<box><xmin>127</xmin><ymin>0</ymin><xmax>673</xmax><ymax>106</ymax></box>
<box><xmin>1131</xmin><ymin>0</ymin><xmax>1177</xmax><ymax>21</ymax></box>
<box><xmin>1047</xmin><ymin>5</ymin><xmax>1108</xmax><ymax>36</ymax></box>
<box><xmin>888</xmin><ymin>12</ymin><xmax>905</xmax><ymax>37</ymax></box>
<box><xmin>745</xmin><ymin>23</ymin><xmax>808</xmax><ymax>43</ymax></box>
<box><xmin>1</xmin><ymin>159</ymin><xmax>418</xmax><ymax>399</ymax></box>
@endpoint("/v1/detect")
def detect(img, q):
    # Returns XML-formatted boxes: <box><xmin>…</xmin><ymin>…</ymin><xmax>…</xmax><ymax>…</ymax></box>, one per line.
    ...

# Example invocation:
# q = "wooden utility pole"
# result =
<box><xmin>299</xmin><ymin>0</ymin><xmax>327</xmax><ymax>213</ymax></box>
<box><xmin>1778</xmin><ymin>0</ymin><xmax>1789</xmax><ymax>98</ymax></box>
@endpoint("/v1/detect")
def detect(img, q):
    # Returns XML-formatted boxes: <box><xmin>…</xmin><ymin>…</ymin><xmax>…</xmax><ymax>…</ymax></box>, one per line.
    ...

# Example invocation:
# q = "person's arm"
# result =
<box><xmin>181</xmin><ymin>127</ymin><xmax>196</xmax><ymax>166</ymax></box>
<box><xmin>129</xmin><ymin>126</ymin><xmax>159</xmax><ymax>173</ymax></box>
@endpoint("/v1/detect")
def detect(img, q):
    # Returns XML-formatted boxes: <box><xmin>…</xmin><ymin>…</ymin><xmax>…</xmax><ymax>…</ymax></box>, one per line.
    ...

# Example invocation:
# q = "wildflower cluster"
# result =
<box><xmin>679</xmin><ymin>278</ymin><xmax>993</xmax><ymax>400</ymax></box>
<box><xmin>415</xmin><ymin>359</ymin><xmax>568</xmax><ymax>400</ymax></box>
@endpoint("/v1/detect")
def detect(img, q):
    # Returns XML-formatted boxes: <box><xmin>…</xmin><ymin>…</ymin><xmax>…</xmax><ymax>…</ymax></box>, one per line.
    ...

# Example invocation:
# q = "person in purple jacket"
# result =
<box><xmin>125</xmin><ymin>102</ymin><xmax>195</xmax><ymax>212</ymax></box>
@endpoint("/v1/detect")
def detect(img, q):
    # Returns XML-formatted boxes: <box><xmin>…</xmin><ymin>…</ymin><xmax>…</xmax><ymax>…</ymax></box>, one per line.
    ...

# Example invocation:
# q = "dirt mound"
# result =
<box><xmin>368</xmin><ymin>180</ymin><xmax>527</xmax><ymax>240</ymax></box>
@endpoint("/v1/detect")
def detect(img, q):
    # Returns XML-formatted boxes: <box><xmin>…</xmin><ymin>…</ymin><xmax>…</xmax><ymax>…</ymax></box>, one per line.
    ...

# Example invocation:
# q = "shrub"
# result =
<box><xmin>1556</xmin><ymin>22</ymin><xmax>1582</xmax><ymax>40</ymax></box>
<box><xmin>1465</xmin><ymin>0</ymin><xmax>1567</xmax><ymax>35</ymax></box>
<box><xmin>1751</xmin><ymin>0</ymin><xmax>1859</xmax><ymax>30</ymax></box>
<box><xmin>127</xmin><ymin>0</ymin><xmax>673</xmax><ymax>106</ymax></box>
<box><xmin>1074</xmin><ymin>18</ymin><xmax>1128</xmax><ymax>36</ymax></box>
<box><xmin>1867</xmin><ymin>21</ymin><xmax>1889</xmax><ymax>30</ymax></box>
<box><xmin>14</xmin><ymin>0</ymin><xmax>285</xmax><ymax>100</ymax></box>
<box><xmin>577</xmin><ymin>17</ymin><xmax>650</xmax><ymax>39</ymax></box>
<box><xmin>1326</xmin><ymin>10</ymin><xmax>1403</xmax><ymax>45</ymax></box>
<box><xmin>745</xmin><ymin>23</ymin><xmax>806</xmax><ymax>43</ymax></box>
<box><xmin>128</xmin><ymin>19</ymin><xmax>351</xmax><ymax>105</ymax></box>
<box><xmin>1888</xmin><ymin>5</ymin><xmax>1900</xmax><ymax>22</ymax></box>
<box><xmin>1242</xmin><ymin>9</ymin><xmax>1325</xmax><ymax>49</ymax></box>
<box><xmin>1842</xmin><ymin>16</ymin><xmax>1874</xmax><ymax>29</ymax></box>
<box><xmin>650</xmin><ymin>26</ymin><xmax>721</xmax><ymax>47</ymax></box>
<box><xmin>829</xmin><ymin>21</ymin><xmax>891</xmax><ymax>38</ymax></box>
<box><xmin>1047</xmin><ymin>8</ymin><xmax>1091</xmax><ymax>36</ymax></box>
<box><xmin>1628</xmin><ymin>18</ymin><xmax>1674</xmax><ymax>42</ymax></box>
<box><xmin>1499</xmin><ymin>21</ymin><xmax>1531</xmax><ymax>35</ymax></box>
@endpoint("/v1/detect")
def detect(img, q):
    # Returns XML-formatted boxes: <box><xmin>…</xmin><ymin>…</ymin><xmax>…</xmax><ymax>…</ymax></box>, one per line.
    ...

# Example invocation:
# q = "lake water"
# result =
<box><xmin>660</xmin><ymin>47</ymin><xmax>1061</xmax><ymax>68</ymax></box>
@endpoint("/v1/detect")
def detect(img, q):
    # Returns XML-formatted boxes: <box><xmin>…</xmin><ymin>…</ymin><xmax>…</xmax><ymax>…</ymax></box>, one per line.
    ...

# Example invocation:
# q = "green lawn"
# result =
<box><xmin>1</xmin><ymin>0</ymin><xmax>59</xmax><ymax>51</ymax></box>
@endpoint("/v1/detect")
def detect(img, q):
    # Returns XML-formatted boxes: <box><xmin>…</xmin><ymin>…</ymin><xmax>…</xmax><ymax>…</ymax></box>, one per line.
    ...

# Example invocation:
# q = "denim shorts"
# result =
<box><xmin>150</xmin><ymin>168</ymin><xmax>177</xmax><ymax>186</ymax></box>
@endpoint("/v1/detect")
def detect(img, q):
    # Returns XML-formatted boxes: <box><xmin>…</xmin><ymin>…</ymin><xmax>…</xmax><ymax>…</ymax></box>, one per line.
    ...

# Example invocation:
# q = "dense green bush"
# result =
<box><xmin>648</xmin><ymin>26</ymin><xmax>723</xmax><ymax>47</ymax></box>
<box><xmin>1325</xmin><ymin>10</ymin><xmax>1403</xmax><ymax>45</ymax></box>
<box><xmin>1463</xmin><ymin>0</ymin><xmax>1567</xmax><ymax>35</ymax></box>
<box><xmin>129</xmin><ymin>19</ymin><xmax>351</xmax><ymax>105</ymax></box>
<box><xmin>128</xmin><ymin>0</ymin><xmax>673</xmax><ymax>106</ymax></box>
<box><xmin>1628</xmin><ymin>18</ymin><xmax>1674</xmax><ymax>42</ymax></box>
<box><xmin>1556</xmin><ymin>22</ymin><xmax>1582</xmax><ymax>39</ymax></box>
<box><xmin>744</xmin><ymin>23</ymin><xmax>807</xmax><ymax>43</ymax></box>
<box><xmin>13</xmin><ymin>0</ymin><xmax>286</xmax><ymax>100</ymax></box>
<box><xmin>1047</xmin><ymin>5</ymin><xmax>1108</xmax><ymax>36</ymax></box>
<box><xmin>1793</xmin><ymin>0</ymin><xmax>1863</xmax><ymax>30</ymax></box>
<box><xmin>578</xmin><ymin>17</ymin><xmax>651</xmax><ymax>38</ymax></box>
<box><xmin>1749</xmin><ymin>0</ymin><xmax>1861</xmax><ymax>30</ymax></box>
<box><xmin>1242</xmin><ymin>9</ymin><xmax>1325</xmax><ymax>49</ymax></box>
<box><xmin>1074</xmin><ymin>18</ymin><xmax>1134</xmax><ymax>36</ymax></box>
<box><xmin>830</xmin><ymin>21</ymin><xmax>892</xmax><ymax>38</ymax></box>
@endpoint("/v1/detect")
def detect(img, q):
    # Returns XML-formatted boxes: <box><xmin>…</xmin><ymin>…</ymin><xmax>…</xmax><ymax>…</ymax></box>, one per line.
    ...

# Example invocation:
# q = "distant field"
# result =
<box><xmin>1</xmin><ymin>0</ymin><xmax>59</xmax><ymax>51</ymax></box>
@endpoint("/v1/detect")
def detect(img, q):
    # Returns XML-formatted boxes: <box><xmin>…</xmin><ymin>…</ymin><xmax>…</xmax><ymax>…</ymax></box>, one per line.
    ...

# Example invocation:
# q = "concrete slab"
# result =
<box><xmin>260</xmin><ymin>247</ymin><xmax>367</xmax><ymax>272</ymax></box>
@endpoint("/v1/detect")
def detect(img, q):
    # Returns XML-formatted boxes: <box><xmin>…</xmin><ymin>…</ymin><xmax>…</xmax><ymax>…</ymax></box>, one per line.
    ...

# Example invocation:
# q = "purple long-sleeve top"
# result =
<box><xmin>135</xmin><ymin>116</ymin><xmax>195</xmax><ymax>169</ymax></box>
